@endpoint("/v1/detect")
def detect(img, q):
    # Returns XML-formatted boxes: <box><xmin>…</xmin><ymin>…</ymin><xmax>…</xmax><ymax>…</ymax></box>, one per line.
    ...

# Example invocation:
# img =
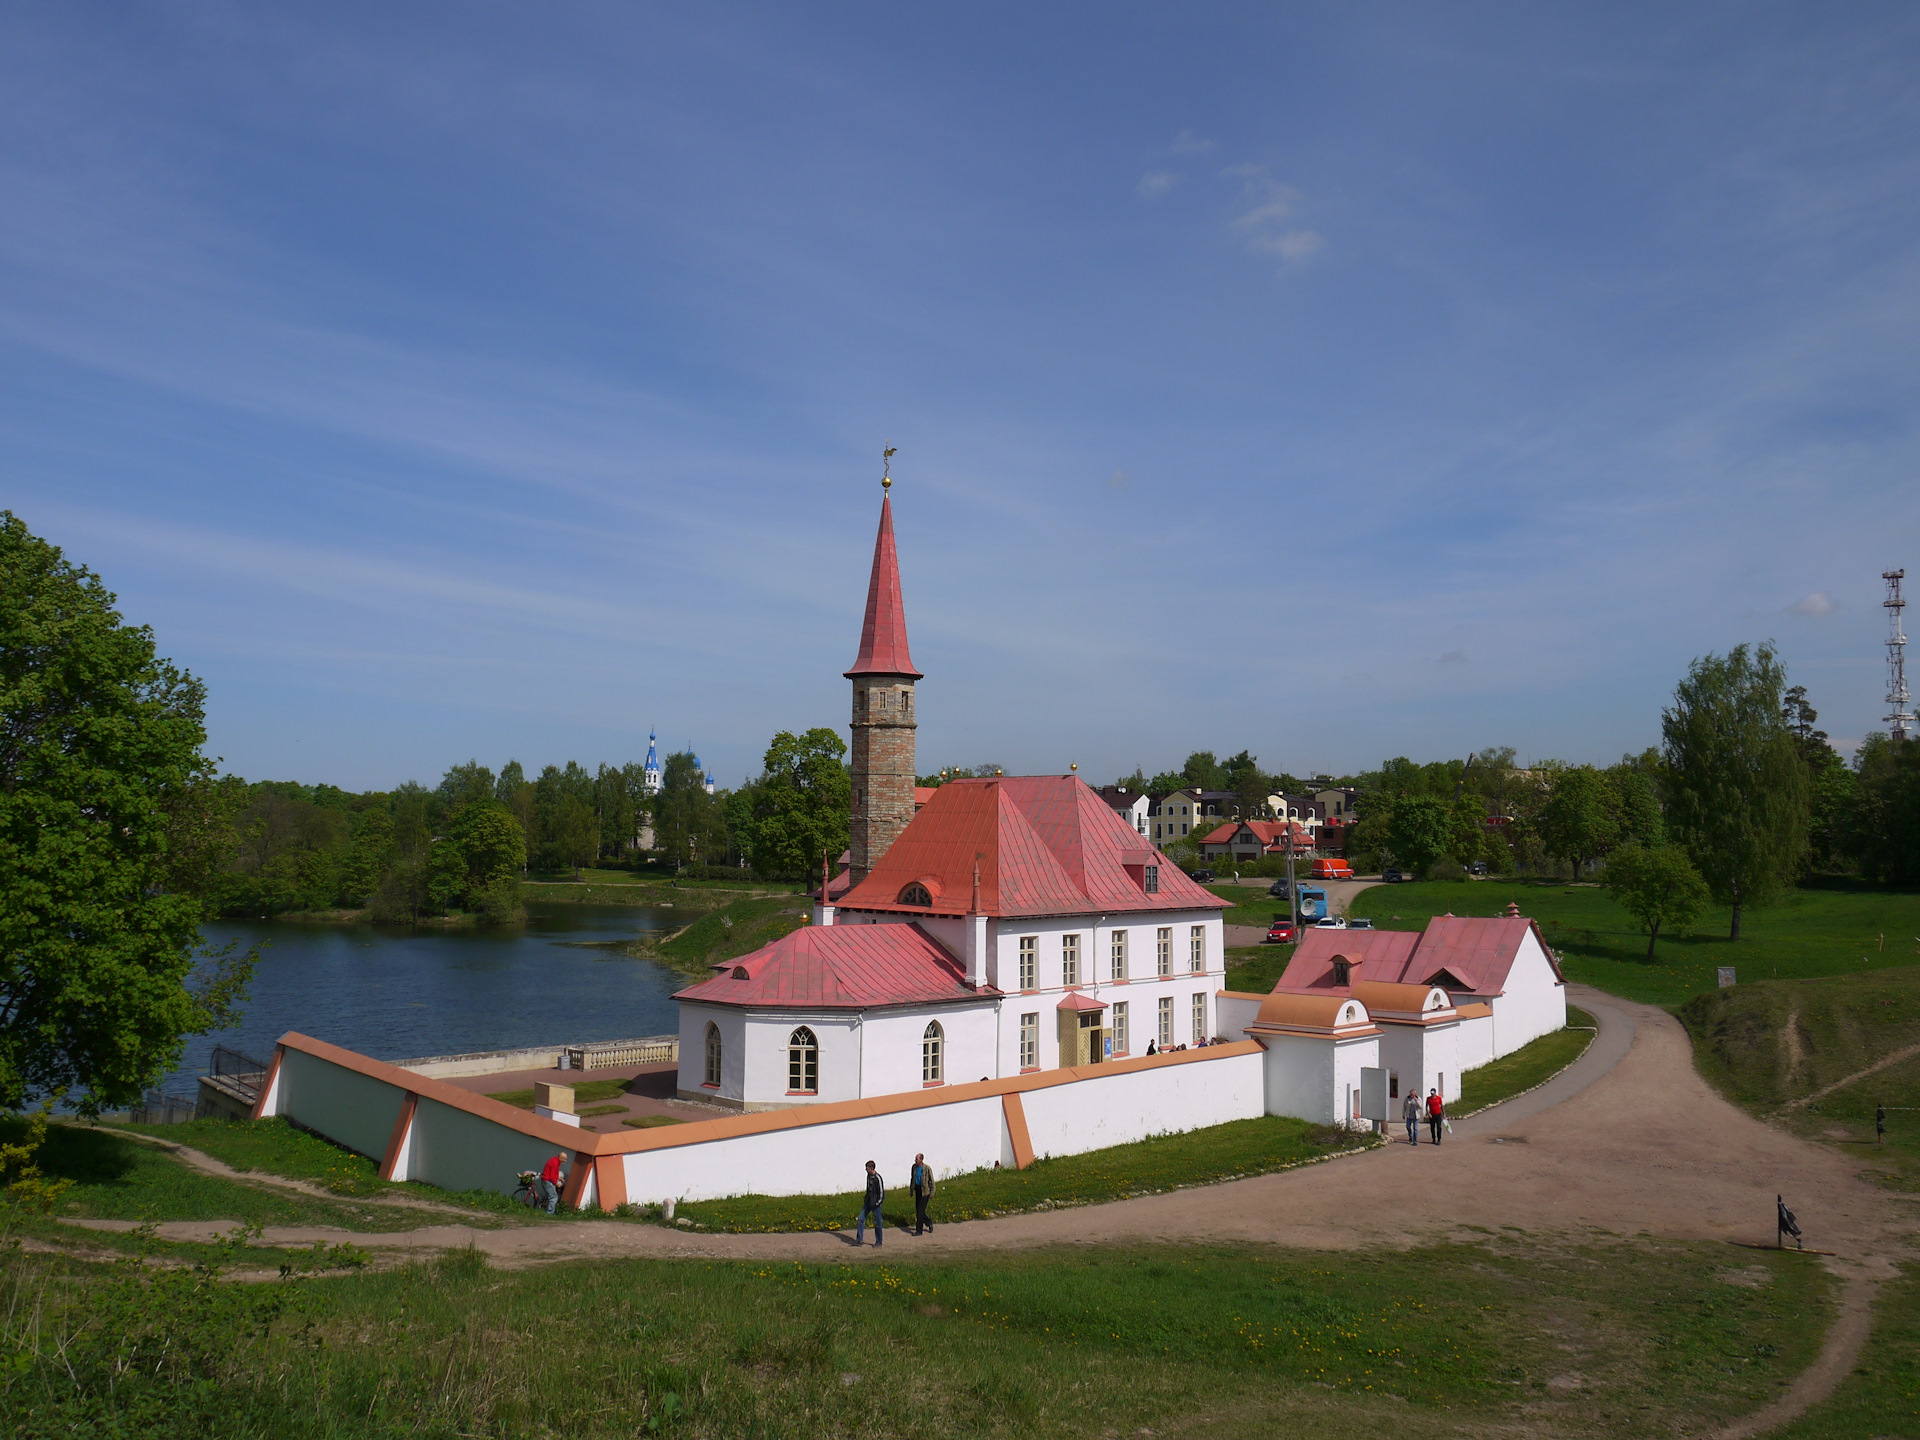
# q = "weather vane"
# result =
<box><xmin>882</xmin><ymin>443</ymin><xmax>897</xmax><ymax>491</ymax></box>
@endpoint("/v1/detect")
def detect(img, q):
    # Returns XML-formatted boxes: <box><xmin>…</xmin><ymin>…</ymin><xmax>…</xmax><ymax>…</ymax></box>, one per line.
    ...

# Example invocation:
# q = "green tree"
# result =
<box><xmin>435</xmin><ymin>760</ymin><xmax>494</xmax><ymax>815</ymax></box>
<box><xmin>1662</xmin><ymin>643</ymin><xmax>1810</xmax><ymax>941</ymax></box>
<box><xmin>1781</xmin><ymin>686</ymin><xmax>1854</xmax><ymax>872</ymax></box>
<box><xmin>652</xmin><ymin>751</ymin><xmax>726</xmax><ymax>867</ymax></box>
<box><xmin>1537</xmin><ymin>766</ymin><xmax>1621</xmax><ymax>877</ymax></box>
<box><xmin>0</xmin><ymin>512</ymin><xmax>253</xmax><ymax>1113</ymax></box>
<box><xmin>1847</xmin><ymin>733</ymin><xmax>1920</xmax><ymax>884</ymax></box>
<box><xmin>432</xmin><ymin>800</ymin><xmax>525</xmax><ymax>919</ymax></box>
<box><xmin>1603</xmin><ymin>842</ymin><xmax>1711</xmax><ymax>960</ymax></box>
<box><xmin>748</xmin><ymin>728</ymin><xmax>850</xmax><ymax>877</ymax></box>
<box><xmin>1182</xmin><ymin>751</ymin><xmax>1227</xmax><ymax>792</ymax></box>
<box><xmin>1384</xmin><ymin>794</ymin><xmax>1452</xmax><ymax>875</ymax></box>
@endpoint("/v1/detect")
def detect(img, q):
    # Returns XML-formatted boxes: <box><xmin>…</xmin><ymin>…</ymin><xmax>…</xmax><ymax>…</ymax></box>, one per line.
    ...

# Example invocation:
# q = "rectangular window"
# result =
<box><xmin>1144</xmin><ymin>864</ymin><xmax>1159</xmax><ymax>894</ymax></box>
<box><xmin>1110</xmin><ymin>929</ymin><xmax>1127</xmax><ymax>981</ymax></box>
<box><xmin>1157</xmin><ymin>995</ymin><xmax>1173</xmax><ymax>1047</ymax></box>
<box><xmin>1019</xmin><ymin>936</ymin><xmax>1037</xmax><ymax>991</ymax></box>
<box><xmin>1019</xmin><ymin>1012</ymin><xmax>1038</xmax><ymax>1070</ymax></box>
<box><xmin>1062</xmin><ymin>934</ymin><xmax>1080</xmax><ymax>987</ymax></box>
<box><xmin>1181</xmin><ymin>823</ymin><xmax>1188</xmax><ymax>835</ymax></box>
<box><xmin>1157</xmin><ymin>927</ymin><xmax>1172</xmax><ymax>977</ymax></box>
<box><xmin>1113</xmin><ymin>1001</ymin><xmax>1130</xmax><ymax>1055</ymax></box>
<box><xmin>1192</xmin><ymin>991</ymin><xmax>1206</xmax><ymax>1044</ymax></box>
<box><xmin>1190</xmin><ymin>925</ymin><xmax>1205</xmax><ymax>973</ymax></box>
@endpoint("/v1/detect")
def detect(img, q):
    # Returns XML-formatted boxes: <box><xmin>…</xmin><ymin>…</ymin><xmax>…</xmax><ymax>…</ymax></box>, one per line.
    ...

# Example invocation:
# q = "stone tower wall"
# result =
<box><xmin>849</xmin><ymin>676</ymin><xmax>917</xmax><ymax>882</ymax></box>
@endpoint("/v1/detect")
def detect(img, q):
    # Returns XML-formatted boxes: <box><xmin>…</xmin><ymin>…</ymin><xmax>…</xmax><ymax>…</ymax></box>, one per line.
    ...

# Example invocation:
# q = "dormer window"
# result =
<box><xmin>1143</xmin><ymin>864</ymin><xmax>1159</xmax><ymax>894</ymax></box>
<box><xmin>1332</xmin><ymin>959</ymin><xmax>1351</xmax><ymax>986</ymax></box>
<box><xmin>897</xmin><ymin>882</ymin><xmax>933</xmax><ymax>907</ymax></box>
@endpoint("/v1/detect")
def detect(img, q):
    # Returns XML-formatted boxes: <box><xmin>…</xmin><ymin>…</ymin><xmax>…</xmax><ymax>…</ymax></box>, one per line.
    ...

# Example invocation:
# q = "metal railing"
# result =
<box><xmin>132</xmin><ymin>1090</ymin><xmax>196</xmax><ymax>1125</ymax></box>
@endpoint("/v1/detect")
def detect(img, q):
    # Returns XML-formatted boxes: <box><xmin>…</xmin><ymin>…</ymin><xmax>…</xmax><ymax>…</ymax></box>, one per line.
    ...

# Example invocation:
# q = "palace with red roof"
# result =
<box><xmin>676</xmin><ymin>486</ymin><xmax>1228</xmax><ymax>1110</ymax></box>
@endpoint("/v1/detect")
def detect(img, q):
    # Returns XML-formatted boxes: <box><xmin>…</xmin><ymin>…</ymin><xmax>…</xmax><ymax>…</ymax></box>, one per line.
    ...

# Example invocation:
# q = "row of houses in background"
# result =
<box><xmin>1097</xmin><ymin>784</ymin><xmax>1360</xmax><ymax>856</ymax></box>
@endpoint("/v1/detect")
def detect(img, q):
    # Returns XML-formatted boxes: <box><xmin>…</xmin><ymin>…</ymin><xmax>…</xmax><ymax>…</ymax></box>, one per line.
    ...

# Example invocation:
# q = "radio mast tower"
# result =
<box><xmin>1886</xmin><ymin>569</ymin><xmax>1913</xmax><ymax>743</ymax></box>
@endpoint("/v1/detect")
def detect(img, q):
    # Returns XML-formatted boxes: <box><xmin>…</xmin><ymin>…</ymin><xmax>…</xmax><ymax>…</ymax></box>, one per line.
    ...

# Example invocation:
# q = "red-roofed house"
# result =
<box><xmin>1197</xmin><ymin>820</ymin><xmax>1315</xmax><ymax>862</ymax></box>
<box><xmin>1252</xmin><ymin>913</ymin><xmax>1567</xmax><ymax>1099</ymax></box>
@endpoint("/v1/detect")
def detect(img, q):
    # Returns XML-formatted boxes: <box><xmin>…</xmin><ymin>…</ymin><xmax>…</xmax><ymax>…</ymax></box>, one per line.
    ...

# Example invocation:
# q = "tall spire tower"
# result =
<box><xmin>1886</xmin><ymin>569</ymin><xmax>1913</xmax><ymax>743</ymax></box>
<box><xmin>845</xmin><ymin>451</ymin><xmax>921</xmax><ymax>883</ymax></box>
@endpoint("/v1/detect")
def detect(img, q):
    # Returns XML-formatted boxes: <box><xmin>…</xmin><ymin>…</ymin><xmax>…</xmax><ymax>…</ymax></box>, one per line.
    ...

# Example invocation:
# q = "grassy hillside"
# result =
<box><xmin>650</xmin><ymin>893</ymin><xmax>810</xmax><ymax>977</ymax></box>
<box><xmin>1349</xmin><ymin>880</ymin><xmax>1920</xmax><ymax>1007</ymax></box>
<box><xmin>1678</xmin><ymin>965</ymin><xmax>1920</xmax><ymax>1191</ymax></box>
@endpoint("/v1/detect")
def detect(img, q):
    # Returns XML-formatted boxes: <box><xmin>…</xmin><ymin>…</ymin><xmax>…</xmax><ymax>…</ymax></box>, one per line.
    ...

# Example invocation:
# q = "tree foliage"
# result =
<box><xmin>1384</xmin><ymin>794</ymin><xmax>1453</xmax><ymax>875</ymax></box>
<box><xmin>744</xmin><ymin>728</ymin><xmax>850</xmax><ymax>877</ymax></box>
<box><xmin>1603</xmin><ymin>842</ymin><xmax>1711</xmax><ymax>959</ymax></box>
<box><xmin>0</xmin><ymin>512</ymin><xmax>253</xmax><ymax>1113</ymax></box>
<box><xmin>1847</xmin><ymin>733</ymin><xmax>1920</xmax><ymax>885</ymax></box>
<box><xmin>1661</xmin><ymin>643</ymin><xmax>1810</xmax><ymax>940</ymax></box>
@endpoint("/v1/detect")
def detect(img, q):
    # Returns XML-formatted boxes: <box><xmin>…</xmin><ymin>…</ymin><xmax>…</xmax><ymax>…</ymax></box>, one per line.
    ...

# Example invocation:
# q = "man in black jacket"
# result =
<box><xmin>855</xmin><ymin>1160</ymin><xmax>885</xmax><ymax>1246</ymax></box>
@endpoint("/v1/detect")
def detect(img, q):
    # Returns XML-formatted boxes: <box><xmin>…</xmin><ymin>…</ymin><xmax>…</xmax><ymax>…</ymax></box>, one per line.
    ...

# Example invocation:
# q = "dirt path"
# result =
<box><xmin>1782</xmin><ymin>1038</ymin><xmax>1920</xmax><ymax>1112</ymax></box>
<box><xmin>67</xmin><ymin>987</ymin><xmax>1917</xmax><ymax>1435</ymax></box>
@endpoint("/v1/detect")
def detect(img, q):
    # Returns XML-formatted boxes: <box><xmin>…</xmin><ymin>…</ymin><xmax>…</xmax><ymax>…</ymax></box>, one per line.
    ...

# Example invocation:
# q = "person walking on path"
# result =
<box><xmin>854</xmin><ymin>1160</ymin><xmax>886</xmax><ymax>1246</ymax></box>
<box><xmin>1426</xmin><ymin>1089</ymin><xmax>1445</xmax><ymax>1146</ymax></box>
<box><xmin>910</xmin><ymin>1153</ymin><xmax>936</xmax><ymax>1235</ymax></box>
<box><xmin>1877</xmin><ymin>1102</ymin><xmax>1887</xmax><ymax>1145</ymax></box>
<box><xmin>539</xmin><ymin>1153</ymin><xmax>566</xmax><ymax>1214</ymax></box>
<box><xmin>1402</xmin><ymin>1089</ymin><xmax>1421</xmax><ymax>1145</ymax></box>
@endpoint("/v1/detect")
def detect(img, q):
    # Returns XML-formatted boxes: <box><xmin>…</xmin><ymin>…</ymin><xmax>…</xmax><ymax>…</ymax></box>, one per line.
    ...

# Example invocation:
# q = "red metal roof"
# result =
<box><xmin>673</xmin><ymin>922</ymin><xmax>988</xmax><ymax>1010</ymax></box>
<box><xmin>844</xmin><ymin>494</ymin><xmax>921</xmax><ymax>679</ymax></box>
<box><xmin>1199</xmin><ymin>820</ymin><xmax>1314</xmax><ymax>850</ymax></box>
<box><xmin>1057</xmin><ymin>990</ymin><xmax>1107</xmax><ymax>1011</ymax></box>
<box><xmin>1275</xmin><ymin>915</ymin><xmax>1562</xmax><ymax>998</ymax></box>
<box><xmin>837</xmin><ymin>775</ymin><xmax>1224</xmax><ymax>920</ymax></box>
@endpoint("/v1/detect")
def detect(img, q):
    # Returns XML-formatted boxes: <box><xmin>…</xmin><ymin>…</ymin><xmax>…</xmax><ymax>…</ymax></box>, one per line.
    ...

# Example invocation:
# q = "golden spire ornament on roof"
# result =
<box><xmin>882</xmin><ymin>443</ymin><xmax>897</xmax><ymax>491</ymax></box>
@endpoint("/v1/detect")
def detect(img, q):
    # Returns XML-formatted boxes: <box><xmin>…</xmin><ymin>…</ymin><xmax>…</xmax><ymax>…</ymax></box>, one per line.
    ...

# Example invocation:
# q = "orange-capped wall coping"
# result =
<box><xmin>268</xmin><ymin>1031</ymin><xmax>1263</xmax><ymax>1160</ymax></box>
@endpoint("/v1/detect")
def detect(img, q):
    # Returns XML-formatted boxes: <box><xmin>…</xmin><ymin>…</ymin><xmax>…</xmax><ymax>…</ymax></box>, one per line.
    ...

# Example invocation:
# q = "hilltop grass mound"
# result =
<box><xmin>1679</xmin><ymin>964</ymin><xmax>1920</xmax><ymax>1190</ymax></box>
<box><xmin>1350</xmin><ymin>880</ymin><xmax>1920</xmax><ymax>1007</ymax></box>
<box><xmin>651</xmin><ymin>893</ymin><xmax>810</xmax><ymax>976</ymax></box>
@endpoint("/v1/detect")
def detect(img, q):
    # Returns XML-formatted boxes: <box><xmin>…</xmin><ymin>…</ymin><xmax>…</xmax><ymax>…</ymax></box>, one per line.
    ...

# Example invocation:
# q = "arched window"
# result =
<box><xmin>703</xmin><ymin>1023</ymin><xmax>722</xmax><ymax>1087</ymax></box>
<box><xmin>1332</xmin><ymin>959</ymin><xmax>1351</xmax><ymax>986</ymax></box>
<box><xmin>897</xmin><ymin>882</ymin><xmax>932</xmax><ymax>907</ymax></box>
<box><xmin>788</xmin><ymin>1026</ymin><xmax>818</xmax><ymax>1094</ymax></box>
<box><xmin>922</xmin><ymin>1021</ymin><xmax>944</xmax><ymax>1085</ymax></box>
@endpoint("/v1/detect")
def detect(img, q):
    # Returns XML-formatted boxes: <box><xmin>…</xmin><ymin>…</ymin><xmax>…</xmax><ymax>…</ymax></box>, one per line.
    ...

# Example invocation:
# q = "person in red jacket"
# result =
<box><xmin>539</xmin><ymin>1153</ymin><xmax>566</xmax><ymax>1213</ymax></box>
<box><xmin>1425</xmin><ymin>1089</ymin><xmax>1445</xmax><ymax>1146</ymax></box>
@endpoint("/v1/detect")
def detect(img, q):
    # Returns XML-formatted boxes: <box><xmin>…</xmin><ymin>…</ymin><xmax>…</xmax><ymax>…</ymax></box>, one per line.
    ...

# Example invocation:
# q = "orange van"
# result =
<box><xmin>1309</xmin><ymin>857</ymin><xmax>1354</xmax><ymax>880</ymax></box>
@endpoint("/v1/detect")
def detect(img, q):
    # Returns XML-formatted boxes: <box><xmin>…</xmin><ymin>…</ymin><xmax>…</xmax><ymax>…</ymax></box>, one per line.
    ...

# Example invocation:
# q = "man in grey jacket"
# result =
<box><xmin>1402</xmin><ymin>1089</ymin><xmax>1421</xmax><ymax>1145</ymax></box>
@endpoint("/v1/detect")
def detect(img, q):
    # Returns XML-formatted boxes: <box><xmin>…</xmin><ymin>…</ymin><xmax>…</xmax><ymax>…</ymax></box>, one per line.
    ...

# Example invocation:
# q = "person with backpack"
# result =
<box><xmin>910</xmin><ymin>1153</ymin><xmax>937</xmax><ymax>1235</ymax></box>
<box><xmin>1426</xmin><ymin>1088</ymin><xmax>1445</xmax><ymax>1145</ymax></box>
<box><xmin>855</xmin><ymin>1159</ymin><xmax>886</xmax><ymax>1246</ymax></box>
<box><xmin>1402</xmin><ymin>1088</ymin><xmax>1421</xmax><ymax>1145</ymax></box>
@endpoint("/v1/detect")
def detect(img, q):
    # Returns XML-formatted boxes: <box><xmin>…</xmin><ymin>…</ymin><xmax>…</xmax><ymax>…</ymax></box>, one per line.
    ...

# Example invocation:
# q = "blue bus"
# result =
<box><xmin>1295</xmin><ymin>884</ymin><xmax>1329</xmax><ymax>923</ymax></box>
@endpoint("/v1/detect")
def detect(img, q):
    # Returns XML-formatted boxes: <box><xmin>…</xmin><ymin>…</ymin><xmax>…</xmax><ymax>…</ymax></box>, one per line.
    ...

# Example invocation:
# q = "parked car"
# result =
<box><xmin>1382</xmin><ymin>867</ymin><xmax>1407</xmax><ymax>884</ymax></box>
<box><xmin>1265</xmin><ymin>918</ymin><xmax>1297</xmax><ymax>944</ymax></box>
<box><xmin>1348</xmin><ymin>917</ymin><xmax>1375</xmax><ymax>930</ymax></box>
<box><xmin>1312</xmin><ymin>916</ymin><xmax>1348</xmax><ymax>929</ymax></box>
<box><xmin>1310</xmin><ymin>857</ymin><xmax>1354</xmax><ymax>880</ymax></box>
<box><xmin>1267</xmin><ymin>879</ymin><xmax>1293</xmax><ymax>898</ymax></box>
<box><xmin>1188</xmin><ymin>867</ymin><xmax>1215</xmax><ymax>883</ymax></box>
<box><xmin>1468</xmin><ymin>860</ymin><xmax>1488</xmax><ymax>877</ymax></box>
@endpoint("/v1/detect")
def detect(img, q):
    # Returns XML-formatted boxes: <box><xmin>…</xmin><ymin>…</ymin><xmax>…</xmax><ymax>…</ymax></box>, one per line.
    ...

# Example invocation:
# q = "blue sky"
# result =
<box><xmin>5</xmin><ymin>4</ymin><xmax>1917</xmax><ymax>789</ymax></box>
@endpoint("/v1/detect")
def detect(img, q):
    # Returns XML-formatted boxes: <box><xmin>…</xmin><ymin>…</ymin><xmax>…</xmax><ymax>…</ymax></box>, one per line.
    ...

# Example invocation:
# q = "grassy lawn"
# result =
<box><xmin>20</xmin><ymin>1119</ymin><xmax>447</xmax><ymax>1240</ymax></box>
<box><xmin>1680</xmin><ymin>964</ymin><xmax>1920</xmax><ymax>1192</ymax></box>
<box><xmin>1225</xmin><ymin>941</ymin><xmax>1294</xmax><ymax>993</ymax></box>
<box><xmin>0</xmin><ymin>1236</ymin><xmax>1829</xmax><ymax>1438</ymax></box>
<box><xmin>1206</xmin><ymin>881</ymin><xmax>1293</xmax><ymax>929</ymax></box>
<box><xmin>484</xmin><ymin>1076</ymin><xmax>637</xmax><ymax>1109</ymax></box>
<box><xmin>1774</xmin><ymin>1260</ymin><xmax>1920</xmax><ymax>1439</ymax></box>
<box><xmin>653</xmin><ymin>893</ymin><xmax>811</xmax><ymax>974</ymax></box>
<box><xmin>1456</xmin><ymin>1007</ymin><xmax>1595</xmax><ymax>1115</ymax></box>
<box><xmin>673</xmin><ymin>1115</ymin><xmax>1373</xmax><ymax>1233</ymax></box>
<box><xmin>1350</xmin><ymin>879</ymin><xmax>1920</xmax><ymax>1008</ymax></box>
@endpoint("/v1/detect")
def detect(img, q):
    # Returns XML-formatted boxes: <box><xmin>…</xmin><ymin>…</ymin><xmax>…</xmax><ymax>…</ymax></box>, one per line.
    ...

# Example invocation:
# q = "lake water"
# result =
<box><xmin>153</xmin><ymin>902</ymin><xmax>686</xmax><ymax>1100</ymax></box>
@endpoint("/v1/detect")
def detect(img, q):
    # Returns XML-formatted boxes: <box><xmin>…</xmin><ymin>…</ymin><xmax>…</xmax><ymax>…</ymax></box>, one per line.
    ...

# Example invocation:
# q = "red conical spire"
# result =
<box><xmin>844</xmin><ymin>493</ymin><xmax>921</xmax><ymax>679</ymax></box>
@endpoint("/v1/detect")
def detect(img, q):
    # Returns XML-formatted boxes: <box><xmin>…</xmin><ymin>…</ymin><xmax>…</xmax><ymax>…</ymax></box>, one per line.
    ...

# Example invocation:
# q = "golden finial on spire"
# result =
<box><xmin>882</xmin><ymin>444</ymin><xmax>897</xmax><ymax>491</ymax></box>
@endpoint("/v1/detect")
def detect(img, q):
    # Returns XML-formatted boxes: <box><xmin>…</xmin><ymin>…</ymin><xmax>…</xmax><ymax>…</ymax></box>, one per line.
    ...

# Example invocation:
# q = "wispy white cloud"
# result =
<box><xmin>1790</xmin><ymin>591</ymin><xmax>1837</xmax><ymax>617</ymax></box>
<box><xmin>1223</xmin><ymin>165</ymin><xmax>1323</xmax><ymax>264</ymax></box>
<box><xmin>1165</xmin><ymin>130</ymin><xmax>1213</xmax><ymax>155</ymax></box>
<box><xmin>1136</xmin><ymin>170</ymin><xmax>1178</xmax><ymax>200</ymax></box>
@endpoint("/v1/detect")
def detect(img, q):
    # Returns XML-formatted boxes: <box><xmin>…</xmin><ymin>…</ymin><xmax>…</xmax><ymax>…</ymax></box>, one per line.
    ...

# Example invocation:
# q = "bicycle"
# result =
<box><xmin>513</xmin><ymin>1171</ymin><xmax>543</xmax><ymax>1210</ymax></box>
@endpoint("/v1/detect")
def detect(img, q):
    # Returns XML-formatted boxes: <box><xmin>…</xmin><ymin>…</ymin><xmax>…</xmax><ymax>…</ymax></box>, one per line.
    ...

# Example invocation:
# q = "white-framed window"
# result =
<box><xmin>1062</xmin><ymin>934</ymin><xmax>1080</xmax><ymax>987</ymax></box>
<box><xmin>1113</xmin><ymin>1001</ymin><xmax>1129</xmax><ymax>1055</ymax></box>
<box><xmin>1144</xmin><ymin>864</ymin><xmax>1159</xmax><ymax>894</ymax></box>
<box><xmin>1019</xmin><ymin>936</ymin><xmax>1037</xmax><ymax>991</ymax></box>
<box><xmin>1019</xmin><ymin>1012</ymin><xmax>1039</xmax><ymax>1070</ymax></box>
<box><xmin>787</xmin><ymin>1026</ymin><xmax>818</xmax><ymax>1094</ymax></box>
<box><xmin>1190</xmin><ymin>925</ymin><xmax>1205</xmax><ymax>973</ymax></box>
<box><xmin>1110</xmin><ymin>929</ymin><xmax>1127</xmax><ymax>981</ymax></box>
<box><xmin>922</xmin><ymin>1021</ymin><xmax>944</xmax><ymax>1085</ymax></box>
<box><xmin>703</xmin><ymin>1022</ymin><xmax>722</xmax><ymax>1086</ymax></box>
<box><xmin>1157</xmin><ymin>927</ymin><xmax>1172</xmax><ymax>977</ymax></box>
<box><xmin>1192</xmin><ymin>992</ymin><xmax>1206</xmax><ymax>1044</ymax></box>
<box><xmin>1157</xmin><ymin>995</ymin><xmax>1173</xmax><ymax>1047</ymax></box>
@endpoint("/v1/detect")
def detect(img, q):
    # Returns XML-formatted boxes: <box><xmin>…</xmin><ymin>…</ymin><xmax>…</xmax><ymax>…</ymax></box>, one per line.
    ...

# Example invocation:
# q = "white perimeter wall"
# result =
<box><xmin>1260</xmin><ymin>1033</ymin><xmax>1380</xmax><ymax>1126</ymax></box>
<box><xmin>275</xmin><ymin>1048</ymin><xmax>405</xmax><ymax>1160</ymax></box>
<box><xmin>1375</xmin><ymin>1023</ymin><xmax>1462</xmax><ymax>1106</ymax></box>
<box><xmin>1020</xmin><ymin>1048</ymin><xmax>1263</xmax><ymax>1160</ymax></box>
<box><xmin>1455</xmin><ymin>1013</ymin><xmax>1495</xmax><ymax>1072</ymax></box>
